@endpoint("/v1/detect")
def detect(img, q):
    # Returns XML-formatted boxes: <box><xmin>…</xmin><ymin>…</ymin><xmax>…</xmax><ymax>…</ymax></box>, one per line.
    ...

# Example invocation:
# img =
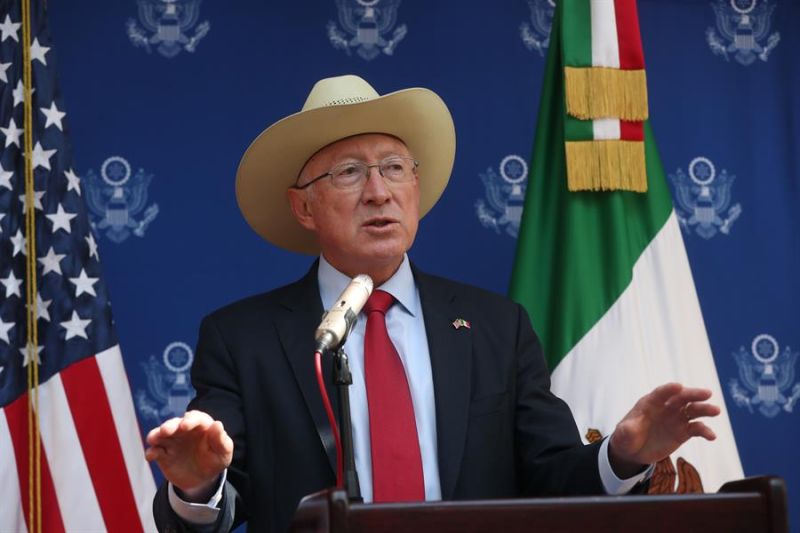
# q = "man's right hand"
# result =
<box><xmin>145</xmin><ymin>410</ymin><xmax>234</xmax><ymax>501</ymax></box>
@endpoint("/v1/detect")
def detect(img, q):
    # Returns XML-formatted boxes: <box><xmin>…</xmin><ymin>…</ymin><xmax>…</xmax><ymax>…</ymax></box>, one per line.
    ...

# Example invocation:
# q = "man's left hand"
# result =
<box><xmin>608</xmin><ymin>383</ymin><xmax>720</xmax><ymax>479</ymax></box>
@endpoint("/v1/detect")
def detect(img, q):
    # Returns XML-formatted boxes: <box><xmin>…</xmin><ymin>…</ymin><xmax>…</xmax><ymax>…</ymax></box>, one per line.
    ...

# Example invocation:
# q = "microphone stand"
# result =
<box><xmin>332</xmin><ymin>346</ymin><xmax>362</xmax><ymax>502</ymax></box>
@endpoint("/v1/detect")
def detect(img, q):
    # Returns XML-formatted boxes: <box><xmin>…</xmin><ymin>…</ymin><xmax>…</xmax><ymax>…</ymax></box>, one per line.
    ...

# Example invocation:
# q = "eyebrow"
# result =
<box><xmin>332</xmin><ymin>151</ymin><xmax>409</xmax><ymax>163</ymax></box>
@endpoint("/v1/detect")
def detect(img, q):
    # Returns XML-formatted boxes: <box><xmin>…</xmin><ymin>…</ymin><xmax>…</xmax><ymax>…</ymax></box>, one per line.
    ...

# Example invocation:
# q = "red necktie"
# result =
<box><xmin>363</xmin><ymin>290</ymin><xmax>424</xmax><ymax>502</ymax></box>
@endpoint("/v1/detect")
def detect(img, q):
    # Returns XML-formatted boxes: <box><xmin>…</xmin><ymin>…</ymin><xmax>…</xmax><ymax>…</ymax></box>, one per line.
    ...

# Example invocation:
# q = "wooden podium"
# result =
<box><xmin>290</xmin><ymin>476</ymin><xmax>788</xmax><ymax>533</ymax></box>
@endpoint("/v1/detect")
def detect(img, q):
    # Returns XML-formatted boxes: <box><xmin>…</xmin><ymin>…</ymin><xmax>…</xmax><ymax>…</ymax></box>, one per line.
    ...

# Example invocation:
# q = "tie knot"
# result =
<box><xmin>363</xmin><ymin>289</ymin><xmax>394</xmax><ymax>315</ymax></box>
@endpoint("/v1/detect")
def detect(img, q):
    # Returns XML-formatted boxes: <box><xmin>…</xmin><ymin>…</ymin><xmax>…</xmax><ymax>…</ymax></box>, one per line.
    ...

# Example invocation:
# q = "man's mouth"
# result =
<box><xmin>364</xmin><ymin>217</ymin><xmax>397</xmax><ymax>228</ymax></box>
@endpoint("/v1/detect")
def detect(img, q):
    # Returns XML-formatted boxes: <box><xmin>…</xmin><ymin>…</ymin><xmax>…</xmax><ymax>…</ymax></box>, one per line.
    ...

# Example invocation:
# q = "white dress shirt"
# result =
<box><xmin>318</xmin><ymin>254</ymin><xmax>441</xmax><ymax>502</ymax></box>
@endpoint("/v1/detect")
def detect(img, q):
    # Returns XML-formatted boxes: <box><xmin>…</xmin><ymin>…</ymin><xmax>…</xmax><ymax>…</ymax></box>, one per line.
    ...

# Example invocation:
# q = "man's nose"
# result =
<box><xmin>361</xmin><ymin>166</ymin><xmax>392</xmax><ymax>203</ymax></box>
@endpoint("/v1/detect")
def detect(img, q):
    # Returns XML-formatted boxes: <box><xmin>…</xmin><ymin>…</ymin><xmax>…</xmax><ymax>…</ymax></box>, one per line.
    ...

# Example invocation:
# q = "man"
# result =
<box><xmin>146</xmin><ymin>75</ymin><xmax>720</xmax><ymax>532</ymax></box>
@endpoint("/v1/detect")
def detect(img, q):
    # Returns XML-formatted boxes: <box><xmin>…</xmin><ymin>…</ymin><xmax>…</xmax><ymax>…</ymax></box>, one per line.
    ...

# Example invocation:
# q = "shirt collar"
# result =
<box><xmin>318</xmin><ymin>254</ymin><xmax>418</xmax><ymax>317</ymax></box>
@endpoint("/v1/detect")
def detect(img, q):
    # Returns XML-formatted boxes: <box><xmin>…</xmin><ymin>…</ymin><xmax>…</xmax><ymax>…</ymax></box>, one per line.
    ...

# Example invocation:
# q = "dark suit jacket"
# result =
<box><xmin>154</xmin><ymin>263</ymin><xmax>604</xmax><ymax>532</ymax></box>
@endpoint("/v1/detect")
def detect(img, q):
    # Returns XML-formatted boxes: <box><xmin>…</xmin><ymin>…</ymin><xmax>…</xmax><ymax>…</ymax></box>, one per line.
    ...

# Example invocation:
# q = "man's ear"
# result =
<box><xmin>286</xmin><ymin>188</ymin><xmax>316</xmax><ymax>231</ymax></box>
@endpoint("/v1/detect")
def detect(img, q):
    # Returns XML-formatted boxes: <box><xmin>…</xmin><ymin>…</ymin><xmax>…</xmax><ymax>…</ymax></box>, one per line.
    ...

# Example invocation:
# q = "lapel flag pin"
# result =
<box><xmin>452</xmin><ymin>318</ymin><xmax>471</xmax><ymax>330</ymax></box>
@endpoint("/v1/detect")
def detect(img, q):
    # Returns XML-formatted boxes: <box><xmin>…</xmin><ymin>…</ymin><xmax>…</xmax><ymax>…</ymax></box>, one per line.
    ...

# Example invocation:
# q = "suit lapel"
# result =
<box><xmin>414</xmin><ymin>269</ymin><xmax>473</xmax><ymax>499</ymax></box>
<box><xmin>274</xmin><ymin>262</ymin><xmax>339</xmax><ymax>475</ymax></box>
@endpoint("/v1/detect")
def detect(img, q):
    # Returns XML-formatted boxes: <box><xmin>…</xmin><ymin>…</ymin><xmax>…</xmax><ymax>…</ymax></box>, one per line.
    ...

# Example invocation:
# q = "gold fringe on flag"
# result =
<box><xmin>565</xmin><ymin>140</ymin><xmax>648</xmax><ymax>192</ymax></box>
<box><xmin>564</xmin><ymin>67</ymin><xmax>649</xmax><ymax>121</ymax></box>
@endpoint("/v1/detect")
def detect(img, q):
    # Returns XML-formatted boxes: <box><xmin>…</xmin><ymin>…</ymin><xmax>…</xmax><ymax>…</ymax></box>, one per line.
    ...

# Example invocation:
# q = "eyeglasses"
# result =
<box><xmin>292</xmin><ymin>156</ymin><xmax>419</xmax><ymax>191</ymax></box>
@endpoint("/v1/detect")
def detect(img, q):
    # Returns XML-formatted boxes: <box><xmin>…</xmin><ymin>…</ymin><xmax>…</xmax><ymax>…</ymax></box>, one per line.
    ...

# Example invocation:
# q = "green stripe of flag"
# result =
<box><xmin>564</xmin><ymin>114</ymin><xmax>595</xmax><ymax>141</ymax></box>
<box><xmin>561</xmin><ymin>0</ymin><xmax>592</xmax><ymax>67</ymax></box>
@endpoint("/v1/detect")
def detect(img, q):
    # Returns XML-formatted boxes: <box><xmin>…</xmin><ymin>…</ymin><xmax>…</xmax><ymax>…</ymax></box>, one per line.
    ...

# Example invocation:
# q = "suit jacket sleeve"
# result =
<box><xmin>153</xmin><ymin>314</ymin><xmax>250</xmax><ymax>532</ymax></box>
<box><xmin>511</xmin><ymin>302</ymin><xmax>605</xmax><ymax>496</ymax></box>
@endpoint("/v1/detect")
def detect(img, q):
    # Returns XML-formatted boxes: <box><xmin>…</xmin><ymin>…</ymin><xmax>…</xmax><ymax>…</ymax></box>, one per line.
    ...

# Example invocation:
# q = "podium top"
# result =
<box><xmin>290</xmin><ymin>476</ymin><xmax>788</xmax><ymax>533</ymax></box>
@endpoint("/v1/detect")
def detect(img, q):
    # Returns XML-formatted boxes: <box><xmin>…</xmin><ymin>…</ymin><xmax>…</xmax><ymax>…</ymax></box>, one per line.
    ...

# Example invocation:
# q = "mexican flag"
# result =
<box><xmin>509</xmin><ymin>0</ymin><xmax>743</xmax><ymax>492</ymax></box>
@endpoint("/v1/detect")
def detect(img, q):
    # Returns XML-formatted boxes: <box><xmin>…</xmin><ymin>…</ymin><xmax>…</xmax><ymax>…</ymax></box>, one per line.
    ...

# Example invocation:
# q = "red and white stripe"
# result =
<box><xmin>588</xmin><ymin>0</ymin><xmax>646</xmax><ymax>141</ymax></box>
<box><xmin>1</xmin><ymin>345</ymin><xmax>156</xmax><ymax>532</ymax></box>
<box><xmin>589</xmin><ymin>0</ymin><xmax>644</xmax><ymax>70</ymax></box>
<box><xmin>593</xmin><ymin>119</ymin><xmax>644</xmax><ymax>141</ymax></box>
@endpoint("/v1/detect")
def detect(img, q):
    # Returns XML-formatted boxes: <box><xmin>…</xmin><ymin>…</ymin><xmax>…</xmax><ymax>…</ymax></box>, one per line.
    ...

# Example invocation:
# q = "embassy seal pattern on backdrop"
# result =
<box><xmin>706</xmin><ymin>0</ymin><xmax>780</xmax><ymax>65</ymax></box>
<box><xmin>136</xmin><ymin>341</ymin><xmax>196</xmax><ymax>424</ymax></box>
<box><xmin>84</xmin><ymin>156</ymin><xmax>159</xmax><ymax>244</ymax></box>
<box><xmin>670</xmin><ymin>156</ymin><xmax>741</xmax><ymax>240</ymax></box>
<box><xmin>327</xmin><ymin>0</ymin><xmax>407</xmax><ymax>61</ymax></box>
<box><xmin>728</xmin><ymin>334</ymin><xmax>799</xmax><ymax>418</ymax></box>
<box><xmin>127</xmin><ymin>0</ymin><xmax>210</xmax><ymax>58</ymax></box>
<box><xmin>475</xmin><ymin>155</ymin><xmax>528</xmax><ymax>239</ymax></box>
<box><xmin>520</xmin><ymin>0</ymin><xmax>555</xmax><ymax>57</ymax></box>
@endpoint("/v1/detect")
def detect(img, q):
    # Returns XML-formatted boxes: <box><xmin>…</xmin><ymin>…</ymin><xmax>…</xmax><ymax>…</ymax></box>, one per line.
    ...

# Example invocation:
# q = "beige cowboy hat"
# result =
<box><xmin>235</xmin><ymin>74</ymin><xmax>456</xmax><ymax>254</ymax></box>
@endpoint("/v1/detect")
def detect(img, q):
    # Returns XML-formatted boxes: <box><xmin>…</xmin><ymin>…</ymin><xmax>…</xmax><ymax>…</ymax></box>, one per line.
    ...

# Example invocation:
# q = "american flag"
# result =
<box><xmin>0</xmin><ymin>1</ymin><xmax>156</xmax><ymax>531</ymax></box>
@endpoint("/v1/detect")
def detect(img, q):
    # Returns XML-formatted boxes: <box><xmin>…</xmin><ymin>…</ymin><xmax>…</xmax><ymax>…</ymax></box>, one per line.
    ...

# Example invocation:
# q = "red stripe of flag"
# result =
<box><xmin>614</xmin><ymin>0</ymin><xmax>645</xmax><ymax>69</ymax></box>
<box><xmin>60</xmin><ymin>356</ymin><xmax>144</xmax><ymax>533</ymax></box>
<box><xmin>620</xmin><ymin>120</ymin><xmax>644</xmax><ymax>141</ymax></box>
<box><xmin>5</xmin><ymin>395</ymin><xmax>67</xmax><ymax>533</ymax></box>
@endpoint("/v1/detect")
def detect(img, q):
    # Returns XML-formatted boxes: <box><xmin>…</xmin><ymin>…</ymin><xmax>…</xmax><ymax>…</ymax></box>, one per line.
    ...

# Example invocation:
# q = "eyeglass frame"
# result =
<box><xmin>290</xmin><ymin>155</ymin><xmax>420</xmax><ymax>191</ymax></box>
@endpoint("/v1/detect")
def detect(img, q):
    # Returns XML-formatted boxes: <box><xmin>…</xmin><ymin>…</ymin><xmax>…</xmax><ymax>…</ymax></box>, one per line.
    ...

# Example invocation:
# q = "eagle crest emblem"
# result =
<box><xmin>706</xmin><ymin>0</ymin><xmax>780</xmax><ymax>65</ymax></box>
<box><xmin>135</xmin><ymin>341</ymin><xmax>196</xmax><ymax>424</ymax></box>
<box><xmin>327</xmin><ymin>0</ymin><xmax>408</xmax><ymax>61</ymax></box>
<box><xmin>520</xmin><ymin>0</ymin><xmax>555</xmax><ymax>57</ymax></box>
<box><xmin>729</xmin><ymin>334</ymin><xmax>800</xmax><ymax>418</ymax></box>
<box><xmin>670</xmin><ymin>156</ymin><xmax>741</xmax><ymax>240</ymax></box>
<box><xmin>85</xmin><ymin>156</ymin><xmax>159</xmax><ymax>243</ymax></box>
<box><xmin>127</xmin><ymin>0</ymin><xmax>210</xmax><ymax>58</ymax></box>
<box><xmin>475</xmin><ymin>155</ymin><xmax>528</xmax><ymax>239</ymax></box>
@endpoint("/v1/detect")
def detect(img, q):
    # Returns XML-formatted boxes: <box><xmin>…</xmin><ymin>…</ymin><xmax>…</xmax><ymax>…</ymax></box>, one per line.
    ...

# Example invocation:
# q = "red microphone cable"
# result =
<box><xmin>314</xmin><ymin>350</ymin><xmax>344</xmax><ymax>488</ymax></box>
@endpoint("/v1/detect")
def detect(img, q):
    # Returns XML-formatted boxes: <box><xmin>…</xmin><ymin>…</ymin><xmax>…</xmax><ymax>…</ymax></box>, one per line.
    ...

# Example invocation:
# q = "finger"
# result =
<box><xmin>152</xmin><ymin>417</ymin><xmax>183</xmax><ymax>441</ymax></box>
<box><xmin>145</xmin><ymin>446</ymin><xmax>165</xmax><ymax>462</ymax></box>
<box><xmin>686</xmin><ymin>402</ymin><xmax>721</xmax><ymax>420</ymax></box>
<box><xmin>687</xmin><ymin>421</ymin><xmax>717</xmax><ymax>441</ymax></box>
<box><xmin>665</xmin><ymin>387</ymin><xmax>713</xmax><ymax>408</ymax></box>
<box><xmin>207</xmin><ymin>422</ymin><xmax>234</xmax><ymax>459</ymax></box>
<box><xmin>184</xmin><ymin>410</ymin><xmax>215</xmax><ymax>424</ymax></box>
<box><xmin>649</xmin><ymin>382</ymin><xmax>684</xmax><ymax>405</ymax></box>
<box><xmin>205</xmin><ymin>420</ymin><xmax>224</xmax><ymax>444</ymax></box>
<box><xmin>178</xmin><ymin>411</ymin><xmax>215</xmax><ymax>433</ymax></box>
<box><xmin>146</xmin><ymin>426</ymin><xmax>162</xmax><ymax>445</ymax></box>
<box><xmin>180</xmin><ymin>410</ymin><xmax>213</xmax><ymax>427</ymax></box>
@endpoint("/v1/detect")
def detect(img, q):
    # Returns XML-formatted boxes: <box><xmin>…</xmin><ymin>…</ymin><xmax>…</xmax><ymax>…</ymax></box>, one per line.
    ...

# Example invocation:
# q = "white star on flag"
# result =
<box><xmin>86</xmin><ymin>232</ymin><xmax>99</xmax><ymax>260</ymax></box>
<box><xmin>0</xmin><ymin>161</ymin><xmax>12</xmax><ymax>190</ymax></box>
<box><xmin>30</xmin><ymin>37</ymin><xmax>50</xmax><ymax>65</ymax></box>
<box><xmin>40</xmin><ymin>101</ymin><xmax>66</xmax><ymax>130</ymax></box>
<box><xmin>20</xmin><ymin>343</ymin><xmax>44</xmax><ymax>367</ymax></box>
<box><xmin>60</xmin><ymin>310</ymin><xmax>91</xmax><ymax>340</ymax></box>
<box><xmin>1</xmin><ymin>117</ymin><xmax>23</xmax><ymax>148</ymax></box>
<box><xmin>0</xmin><ymin>14</ymin><xmax>20</xmax><ymax>42</ymax></box>
<box><xmin>27</xmin><ymin>293</ymin><xmax>52</xmax><ymax>322</ymax></box>
<box><xmin>70</xmin><ymin>268</ymin><xmax>99</xmax><ymax>297</ymax></box>
<box><xmin>10</xmin><ymin>229</ymin><xmax>26</xmax><ymax>257</ymax></box>
<box><xmin>0</xmin><ymin>316</ymin><xmax>14</xmax><ymax>344</ymax></box>
<box><xmin>1</xmin><ymin>270</ymin><xmax>23</xmax><ymax>298</ymax></box>
<box><xmin>19</xmin><ymin>189</ymin><xmax>46</xmax><ymax>213</ymax></box>
<box><xmin>31</xmin><ymin>141</ymin><xmax>57</xmax><ymax>170</ymax></box>
<box><xmin>12</xmin><ymin>79</ymin><xmax>33</xmax><ymax>108</ymax></box>
<box><xmin>65</xmin><ymin>168</ymin><xmax>81</xmax><ymax>195</ymax></box>
<box><xmin>46</xmin><ymin>203</ymin><xmax>77</xmax><ymax>234</ymax></box>
<box><xmin>39</xmin><ymin>246</ymin><xmax>66</xmax><ymax>276</ymax></box>
<box><xmin>0</xmin><ymin>61</ymin><xmax>10</xmax><ymax>83</ymax></box>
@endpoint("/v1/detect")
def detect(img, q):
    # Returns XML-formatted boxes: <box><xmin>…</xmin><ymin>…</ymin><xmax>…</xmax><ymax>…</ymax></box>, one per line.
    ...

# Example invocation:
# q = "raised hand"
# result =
<box><xmin>608</xmin><ymin>383</ymin><xmax>720</xmax><ymax>478</ymax></box>
<box><xmin>145</xmin><ymin>410</ymin><xmax>233</xmax><ymax>501</ymax></box>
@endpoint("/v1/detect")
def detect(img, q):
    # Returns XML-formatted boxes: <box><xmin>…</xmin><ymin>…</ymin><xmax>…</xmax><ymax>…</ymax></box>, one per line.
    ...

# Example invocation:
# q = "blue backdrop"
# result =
<box><xmin>45</xmin><ymin>0</ymin><xmax>798</xmax><ymax>527</ymax></box>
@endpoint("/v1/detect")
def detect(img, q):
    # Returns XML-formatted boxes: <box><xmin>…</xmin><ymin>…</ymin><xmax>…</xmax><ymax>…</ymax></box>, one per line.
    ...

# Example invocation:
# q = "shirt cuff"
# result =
<box><xmin>167</xmin><ymin>469</ymin><xmax>227</xmax><ymax>525</ymax></box>
<box><xmin>598</xmin><ymin>437</ymin><xmax>654</xmax><ymax>495</ymax></box>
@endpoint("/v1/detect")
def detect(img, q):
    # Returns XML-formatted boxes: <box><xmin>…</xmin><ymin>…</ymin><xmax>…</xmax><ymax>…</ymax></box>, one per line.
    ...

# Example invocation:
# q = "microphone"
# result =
<box><xmin>315</xmin><ymin>274</ymin><xmax>373</xmax><ymax>352</ymax></box>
